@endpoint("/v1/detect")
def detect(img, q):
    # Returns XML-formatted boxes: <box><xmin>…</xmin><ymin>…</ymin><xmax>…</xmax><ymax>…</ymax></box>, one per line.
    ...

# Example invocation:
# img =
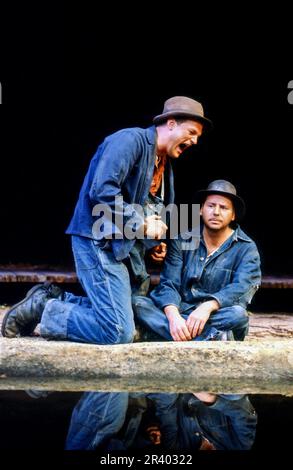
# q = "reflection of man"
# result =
<box><xmin>2</xmin><ymin>96</ymin><xmax>211</xmax><ymax>345</ymax></box>
<box><xmin>64</xmin><ymin>391</ymin><xmax>257</xmax><ymax>451</ymax></box>
<box><xmin>134</xmin><ymin>180</ymin><xmax>261</xmax><ymax>341</ymax></box>
<box><xmin>165</xmin><ymin>393</ymin><xmax>257</xmax><ymax>451</ymax></box>
<box><xmin>65</xmin><ymin>392</ymin><xmax>165</xmax><ymax>451</ymax></box>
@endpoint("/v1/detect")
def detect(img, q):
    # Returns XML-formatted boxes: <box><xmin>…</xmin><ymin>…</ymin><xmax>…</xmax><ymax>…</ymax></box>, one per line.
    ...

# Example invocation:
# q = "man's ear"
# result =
<box><xmin>167</xmin><ymin>119</ymin><xmax>177</xmax><ymax>130</ymax></box>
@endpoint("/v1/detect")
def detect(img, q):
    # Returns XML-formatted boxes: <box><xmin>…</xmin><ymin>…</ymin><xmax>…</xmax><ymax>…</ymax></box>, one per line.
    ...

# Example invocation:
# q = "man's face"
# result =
<box><xmin>200</xmin><ymin>194</ymin><xmax>235</xmax><ymax>231</ymax></box>
<box><xmin>165</xmin><ymin>119</ymin><xmax>203</xmax><ymax>158</ymax></box>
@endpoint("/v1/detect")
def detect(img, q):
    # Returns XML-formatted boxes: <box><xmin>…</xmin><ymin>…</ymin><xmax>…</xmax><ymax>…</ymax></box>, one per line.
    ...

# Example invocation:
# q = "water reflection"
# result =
<box><xmin>1</xmin><ymin>391</ymin><xmax>293</xmax><ymax>453</ymax></box>
<box><xmin>65</xmin><ymin>392</ymin><xmax>257</xmax><ymax>451</ymax></box>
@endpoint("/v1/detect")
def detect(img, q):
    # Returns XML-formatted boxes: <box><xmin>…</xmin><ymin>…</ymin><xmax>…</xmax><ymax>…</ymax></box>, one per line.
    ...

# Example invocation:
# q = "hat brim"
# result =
<box><xmin>153</xmin><ymin>111</ymin><xmax>213</xmax><ymax>131</ymax></box>
<box><xmin>195</xmin><ymin>190</ymin><xmax>246</xmax><ymax>221</ymax></box>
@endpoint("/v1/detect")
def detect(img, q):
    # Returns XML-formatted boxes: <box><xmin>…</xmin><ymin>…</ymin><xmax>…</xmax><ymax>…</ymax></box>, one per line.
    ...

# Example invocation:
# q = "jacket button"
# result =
<box><xmin>200</xmin><ymin>257</ymin><xmax>204</xmax><ymax>261</ymax></box>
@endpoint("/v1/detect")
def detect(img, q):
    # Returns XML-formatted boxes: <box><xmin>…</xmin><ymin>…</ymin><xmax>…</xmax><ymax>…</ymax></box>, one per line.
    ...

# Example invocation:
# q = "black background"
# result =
<box><xmin>0</xmin><ymin>4</ymin><xmax>292</xmax><ymax>275</ymax></box>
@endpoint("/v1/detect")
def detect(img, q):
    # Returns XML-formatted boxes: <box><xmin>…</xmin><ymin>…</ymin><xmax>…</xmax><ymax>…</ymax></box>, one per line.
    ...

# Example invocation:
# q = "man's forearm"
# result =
<box><xmin>164</xmin><ymin>305</ymin><xmax>181</xmax><ymax>321</ymax></box>
<box><xmin>202</xmin><ymin>299</ymin><xmax>220</xmax><ymax>314</ymax></box>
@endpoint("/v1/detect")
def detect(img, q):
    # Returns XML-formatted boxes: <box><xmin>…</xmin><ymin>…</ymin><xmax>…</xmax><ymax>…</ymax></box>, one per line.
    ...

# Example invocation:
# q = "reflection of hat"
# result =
<box><xmin>153</xmin><ymin>96</ymin><xmax>213</xmax><ymax>131</ymax></box>
<box><xmin>195</xmin><ymin>179</ymin><xmax>246</xmax><ymax>221</ymax></box>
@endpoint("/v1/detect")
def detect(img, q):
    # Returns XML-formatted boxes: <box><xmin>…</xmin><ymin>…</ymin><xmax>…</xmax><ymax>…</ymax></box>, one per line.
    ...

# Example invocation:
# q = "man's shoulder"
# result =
<box><xmin>106</xmin><ymin>126</ymin><xmax>156</xmax><ymax>144</ymax></box>
<box><xmin>234</xmin><ymin>227</ymin><xmax>256</xmax><ymax>244</ymax></box>
<box><xmin>234</xmin><ymin>227</ymin><xmax>260</xmax><ymax>257</ymax></box>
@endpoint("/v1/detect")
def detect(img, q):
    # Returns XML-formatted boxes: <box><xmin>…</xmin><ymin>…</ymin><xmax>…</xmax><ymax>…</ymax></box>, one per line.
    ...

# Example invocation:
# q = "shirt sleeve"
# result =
<box><xmin>207</xmin><ymin>243</ymin><xmax>261</xmax><ymax>309</ymax></box>
<box><xmin>210</xmin><ymin>395</ymin><xmax>257</xmax><ymax>450</ymax></box>
<box><xmin>89</xmin><ymin>131</ymin><xmax>145</xmax><ymax>240</ymax></box>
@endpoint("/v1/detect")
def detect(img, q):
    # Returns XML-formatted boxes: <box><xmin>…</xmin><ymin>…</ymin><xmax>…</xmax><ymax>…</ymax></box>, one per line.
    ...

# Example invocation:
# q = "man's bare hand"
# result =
<box><xmin>193</xmin><ymin>392</ymin><xmax>217</xmax><ymax>404</ymax></box>
<box><xmin>146</xmin><ymin>426</ymin><xmax>161</xmax><ymax>445</ymax></box>
<box><xmin>149</xmin><ymin>242</ymin><xmax>167</xmax><ymax>263</ymax></box>
<box><xmin>199</xmin><ymin>437</ymin><xmax>216</xmax><ymax>450</ymax></box>
<box><xmin>164</xmin><ymin>305</ymin><xmax>192</xmax><ymax>341</ymax></box>
<box><xmin>169</xmin><ymin>315</ymin><xmax>192</xmax><ymax>341</ymax></box>
<box><xmin>186</xmin><ymin>300</ymin><xmax>219</xmax><ymax>338</ymax></box>
<box><xmin>144</xmin><ymin>215</ymin><xmax>168</xmax><ymax>240</ymax></box>
<box><xmin>186</xmin><ymin>308</ymin><xmax>210</xmax><ymax>338</ymax></box>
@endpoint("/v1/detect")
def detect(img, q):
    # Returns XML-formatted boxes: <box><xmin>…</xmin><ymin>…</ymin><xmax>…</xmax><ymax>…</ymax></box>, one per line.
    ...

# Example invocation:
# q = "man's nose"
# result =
<box><xmin>190</xmin><ymin>136</ymin><xmax>198</xmax><ymax>145</ymax></box>
<box><xmin>213</xmin><ymin>205</ymin><xmax>220</xmax><ymax>214</ymax></box>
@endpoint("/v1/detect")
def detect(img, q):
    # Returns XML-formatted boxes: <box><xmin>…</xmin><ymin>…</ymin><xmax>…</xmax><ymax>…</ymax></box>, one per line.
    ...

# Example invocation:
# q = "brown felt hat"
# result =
<box><xmin>153</xmin><ymin>96</ymin><xmax>213</xmax><ymax>130</ymax></box>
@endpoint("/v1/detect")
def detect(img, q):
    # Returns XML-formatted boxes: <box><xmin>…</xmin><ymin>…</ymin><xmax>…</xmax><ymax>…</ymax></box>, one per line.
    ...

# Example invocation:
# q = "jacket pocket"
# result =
<box><xmin>205</xmin><ymin>267</ymin><xmax>233</xmax><ymax>292</ymax></box>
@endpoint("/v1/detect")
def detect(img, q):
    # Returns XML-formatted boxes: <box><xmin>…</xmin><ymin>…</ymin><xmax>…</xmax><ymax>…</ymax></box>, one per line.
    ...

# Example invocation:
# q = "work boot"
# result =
<box><xmin>1</xmin><ymin>282</ymin><xmax>63</xmax><ymax>338</ymax></box>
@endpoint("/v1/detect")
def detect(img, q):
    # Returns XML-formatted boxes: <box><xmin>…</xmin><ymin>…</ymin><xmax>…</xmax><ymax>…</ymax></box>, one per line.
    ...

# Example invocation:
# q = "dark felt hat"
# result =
<box><xmin>195</xmin><ymin>179</ymin><xmax>246</xmax><ymax>221</ymax></box>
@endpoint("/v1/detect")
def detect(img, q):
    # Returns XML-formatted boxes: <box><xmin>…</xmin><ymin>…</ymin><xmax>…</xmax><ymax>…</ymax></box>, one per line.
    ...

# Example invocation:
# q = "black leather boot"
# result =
<box><xmin>1</xmin><ymin>282</ymin><xmax>64</xmax><ymax>338</ymax></box>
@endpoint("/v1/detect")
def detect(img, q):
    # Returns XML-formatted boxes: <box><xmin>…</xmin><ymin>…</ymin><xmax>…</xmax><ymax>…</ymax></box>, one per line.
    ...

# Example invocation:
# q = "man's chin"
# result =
<box><xmin>168</xmin><ymin>148</ymin><xmax>183</xmax><ymax>159</ymax></box>
<box><xmin>168</xmin><ymin>152</ymin><xmax>180</xmax><ymax>159</ymax></box>
<box><xmin>206</xmin><ymin>224</ymin><xmax>222</xmax><ymax>231</ymax></box>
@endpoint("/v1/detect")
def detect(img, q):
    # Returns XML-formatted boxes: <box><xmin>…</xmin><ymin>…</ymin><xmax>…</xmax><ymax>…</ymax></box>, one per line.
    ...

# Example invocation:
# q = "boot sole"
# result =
<box><xmin>1</xmin><ymin>284</ymin><xmax>46</xmax><ymax>337</ymax></box>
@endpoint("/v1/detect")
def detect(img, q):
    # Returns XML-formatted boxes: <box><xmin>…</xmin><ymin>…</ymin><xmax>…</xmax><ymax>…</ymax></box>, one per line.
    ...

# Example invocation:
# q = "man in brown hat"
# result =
<box><xmin>134</xmin><ymin>180</ymin><xmax>261</xmax><ymax>342</ymax></box>
<box><xmin>2</xmin><ymin>96</ymin><xmax>212</xmax><ymax>346</ymax></box>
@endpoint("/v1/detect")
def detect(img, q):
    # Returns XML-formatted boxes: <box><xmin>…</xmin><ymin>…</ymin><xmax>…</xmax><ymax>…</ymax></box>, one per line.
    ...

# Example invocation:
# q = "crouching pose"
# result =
<box><xmin>134</xmin><ymin>180</ymin><xmax>261</xmax><ymax>342</ymax></box>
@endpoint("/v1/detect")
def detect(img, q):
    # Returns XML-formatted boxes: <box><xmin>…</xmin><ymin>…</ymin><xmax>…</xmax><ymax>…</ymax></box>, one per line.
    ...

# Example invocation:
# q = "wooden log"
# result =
<box><xmin>248</xmin><ymin>313</ymin><xmax>293</xmax><ymax>339</ymax></box>
<box><xmin>260</xmin><ymin>276</ymin><xmax>293</xmax><ymax>289</ymax></box>
<box><xmin>0</xmin><ymin>268</ymin><xmax>77</xmax><ymax>283</ymax></box>
<box><xmin>0</xmin><ymin>338</ymin><xmax>293</xmax><ymax>394</ymax></box>
<box><xmin>0</xmin><ymin>308</ymin><xmax>293</xmax><ymax>395</ymax></box>
<box><xmin>1</xmin><ymin>265</ymin><xmax>293</xmax><ymax>288</ymax></box>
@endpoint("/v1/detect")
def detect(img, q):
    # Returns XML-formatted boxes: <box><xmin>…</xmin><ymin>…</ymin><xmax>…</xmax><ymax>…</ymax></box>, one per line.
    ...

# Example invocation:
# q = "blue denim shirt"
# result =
<box><xmin>66</xmin><ymin>126</ymin><xmax>174</xmax><ymax>261</ymax></box>
<box><xmin>150</xmin><ymin>226</ymin><xmax>261</xmax><ymax>310</ymax></box>
<box><xmin>109</xmin><ymin>393</ymin><xmax>257</xmax><ymax>451</ymax></box>
<box><xmin>178</xmin><ymin>394</ymin><xmax>257</xmax><ymax>450</ymax></box>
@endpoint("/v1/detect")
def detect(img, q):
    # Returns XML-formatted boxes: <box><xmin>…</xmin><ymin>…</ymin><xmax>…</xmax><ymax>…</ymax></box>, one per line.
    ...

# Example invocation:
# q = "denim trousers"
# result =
<box><xmin>65</xmin><ymin>391</ymin><xmax>178</xmax><ymax>450</ymax></box>
<box><xmin>133</xmin><ymin>296</ymin><xmax>249</xmax><ymax>341</ymax></box>
<box><xmin>65</xmin><ymin>392</ymin><xmax>129</xmax><ymax>450</ymax></box>
<box><xmin>40</xmin><ymin>236</ymin><xmax>135</xmax><ymax>344</ymax></box>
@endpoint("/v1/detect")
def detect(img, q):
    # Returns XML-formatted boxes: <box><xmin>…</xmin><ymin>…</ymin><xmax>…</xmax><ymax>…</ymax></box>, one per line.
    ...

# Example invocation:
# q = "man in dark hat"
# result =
<box><xmin>133</xmin><ymin>180</ymin><xmax>261</xmax><ymax>341</ymax></box>
<box><xmin>2</xmin><ymin>96</ymin><xmax>211</xmax><ymax>345</ymax></box>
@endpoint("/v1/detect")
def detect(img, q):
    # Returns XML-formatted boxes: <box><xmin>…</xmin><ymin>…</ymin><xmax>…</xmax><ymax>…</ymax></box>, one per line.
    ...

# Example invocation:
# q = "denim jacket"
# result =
<box><xmin>178</xmin><ymin>394</ymin><xmax>257</xmax><ymax>450</ymax></box>
<box><xmin>121</xmin><ymin>393</ymin><xmax>256</xmax><ymax>451</ymax></box>
<box><xmin>150</xmin><ymin>226</ymin><xmax>261</xmax><ymax>310</ymax></box>
<box><xmin>66</xmin><ymin>126</ymin><xmax>174</xmax><ymax>261</ymax></box>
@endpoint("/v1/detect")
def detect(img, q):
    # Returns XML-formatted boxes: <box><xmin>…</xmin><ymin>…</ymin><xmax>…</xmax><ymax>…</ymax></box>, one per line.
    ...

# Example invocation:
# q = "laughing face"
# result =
<box><xmin>165</xmin><ymin>119</ymin><xmax>203</xmax><ymax>158</ymax></box>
